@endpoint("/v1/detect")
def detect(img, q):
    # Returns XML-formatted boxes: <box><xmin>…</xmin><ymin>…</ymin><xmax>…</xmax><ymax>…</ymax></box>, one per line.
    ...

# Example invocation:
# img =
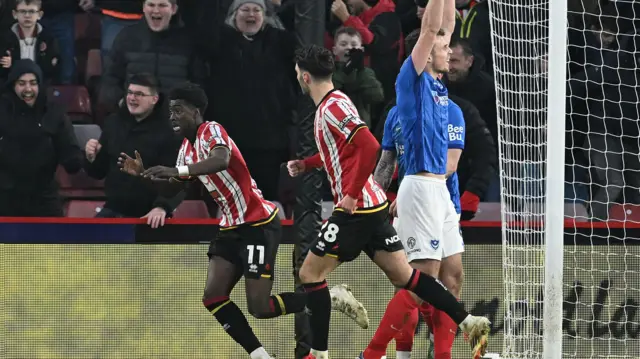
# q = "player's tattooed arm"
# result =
<box><xmin>186</xmin><ymin>147</ymin><xmax>231</xmax><ymax>176</ymax></box>
<box><xmin>374</xmin><ymin>150</ymin><xmax>398</xmax><ymax>191</ymax></box>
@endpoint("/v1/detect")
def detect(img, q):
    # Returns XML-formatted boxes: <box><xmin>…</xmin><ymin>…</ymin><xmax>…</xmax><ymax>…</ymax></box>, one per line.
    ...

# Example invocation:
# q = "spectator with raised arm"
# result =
<box><xmin>329</xmin><ymin>0</ymin><xmax>402</xmax><ymax>109</ymax></box>
<box><xmin>99</xmin><ymin>0</ymin><xmax>205</xmax><ymax>112</ymax></box>
<box><xmin>85</xmin><ymin>73</ymin><xmax>183</xmax><ymax>224</ymax></box>
<box><xmin>0</xmin><ymin>60</ymin><xmax>82</xmax><ymax>216</ymax></box>
<box><xmin>332</xmin><ymin>26</ymin><xmax>384</xmax><ymax>127</ymax></box>
<box><xmin>195</xmin><ymin>0</ymin><xmax>297</xmax><ymax>201</ymax></box>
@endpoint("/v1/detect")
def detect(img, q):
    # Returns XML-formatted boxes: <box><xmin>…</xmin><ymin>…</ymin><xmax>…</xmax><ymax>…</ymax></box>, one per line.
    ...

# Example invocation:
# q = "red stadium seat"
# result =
<box><xmin>608</xmin><ymin>204</ymin><xmax>640</xmax><ymax>222</ymax></box>
<box><xmin>56</xmin><ymin>166</ymin><xmax>104</xmax><ymax>199</ymax></box>
<box><xmin>84</xmin><ymin>49</ymin><xmax>102</xmax><ymax>86</ymax></box>
<box><xmin>47</xmin><ymin>85</ymin><xmax>93</xmax><ymax>124</ymax></box>
<box><xmin>172</xmin><ymin>200</ymin><xmax>210</xmax><ymax>219</ymax></box>
<box><xmin>65</xmin><ymin>200</ymin><xmax>105</xmax><ymax>217</ymax></box>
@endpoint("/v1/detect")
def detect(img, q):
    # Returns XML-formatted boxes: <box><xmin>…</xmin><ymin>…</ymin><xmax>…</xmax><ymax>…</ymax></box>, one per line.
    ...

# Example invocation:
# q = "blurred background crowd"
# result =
<box><xmin>0</xmin><ymin>0</ymin><xmax>638</xmax><ymax>222</ymax></box>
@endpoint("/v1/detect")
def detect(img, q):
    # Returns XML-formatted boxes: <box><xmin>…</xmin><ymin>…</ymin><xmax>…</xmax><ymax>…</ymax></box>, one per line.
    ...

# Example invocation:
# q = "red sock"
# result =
<box><xmin>394</xmin><ymin>307</ymin><xmax>419</xmax><ymax>352</ymax></box>
<box><xmin>432</xmin><ymin>306</ymin><xmax>459</xmax><ymax>359</ymax></box>
<box><xmin>363</xmin><ymin>290</ymin><xmax>418</xmax><ymax>358</ymax></box>
<box><xmin>419</xmin><ymin>302</ymin><xmax>435</xmax><ymax>330</ymax></box>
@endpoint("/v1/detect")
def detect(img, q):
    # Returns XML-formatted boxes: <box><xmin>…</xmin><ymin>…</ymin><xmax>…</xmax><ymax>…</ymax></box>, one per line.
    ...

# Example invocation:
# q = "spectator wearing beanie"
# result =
<box><xmin>99</xmin><ymin>0</ymin><xmax>206</xmax><ymax>112</ymax></box>
<box><xmin>0</xmin><ymin>59</ymin><xmax>82</xmax><ymax>216</ymax></box>
<box><xmin>196</xmin><ymin>0</ymin><xmax>297</xmax><ymax>201</ymax></box>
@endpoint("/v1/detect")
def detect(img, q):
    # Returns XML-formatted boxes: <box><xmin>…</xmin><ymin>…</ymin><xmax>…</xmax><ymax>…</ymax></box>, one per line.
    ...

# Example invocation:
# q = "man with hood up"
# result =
<box><xmin>0</xmin><ymin>59</ymin><xmax>82</xmax><ymax>216</ymax></box>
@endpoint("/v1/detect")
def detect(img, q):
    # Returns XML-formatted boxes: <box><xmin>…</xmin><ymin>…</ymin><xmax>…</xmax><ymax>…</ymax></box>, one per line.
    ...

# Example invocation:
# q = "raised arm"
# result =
<box><xmin>411</xmin><ymin>0</ymin><xmax>445</xmax><ymax>74</ymax></box>
<box><xmin>442</xmin><ymin>0</ymin><xmax>456</xmax><ymax>40</ymax></box>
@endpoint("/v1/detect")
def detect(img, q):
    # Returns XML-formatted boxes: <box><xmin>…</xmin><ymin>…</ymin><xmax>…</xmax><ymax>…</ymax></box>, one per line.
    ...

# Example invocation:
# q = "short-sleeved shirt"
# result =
<box><xmin>395</xmin><ymin>55</ymin><xmax>449</xmax><ymax>176</ymax></box>
<box><xmin>382</xmin><ymin>100</ymin><xmax>466</xmax><ymax>213</ymax></box>
<box><xmin>176</xmin><ymin>121</ymin><xmax>276</xmax><ymax>228</ymax></box>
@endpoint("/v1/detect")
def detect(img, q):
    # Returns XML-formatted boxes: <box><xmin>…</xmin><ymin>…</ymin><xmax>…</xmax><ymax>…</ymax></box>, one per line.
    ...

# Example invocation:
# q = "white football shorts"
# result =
<box><xmin>395</xmin><ymin>175</ymin><xmax>464</xmax><ymax>262</ymax></box>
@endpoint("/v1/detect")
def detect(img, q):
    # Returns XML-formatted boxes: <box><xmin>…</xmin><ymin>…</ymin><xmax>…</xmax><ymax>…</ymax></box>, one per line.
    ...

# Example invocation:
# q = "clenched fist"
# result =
<box><xmin>287</xmin><ymin>160</ymin><xmax>306</xmax><ymax>177</ymax></box>
<box><xmin>85</xmin><ymin>139</ymin><xmax>102</xmax><ymax>163</ymax></box>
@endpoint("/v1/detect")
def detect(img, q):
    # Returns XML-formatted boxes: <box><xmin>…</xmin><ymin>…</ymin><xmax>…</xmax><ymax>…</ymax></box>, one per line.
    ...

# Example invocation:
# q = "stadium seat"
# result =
<box><xmin>471</xmin><ymin>202</ymin><xmax>501</xmax><ymax>221</ymax></box>
<box><xmin>565</xmin><ymin>203</ymin><xmax>589</xmax><ymax>222</ymax></box>
<box><xmin>73</xmin><ymin>124</ymin><xmax>101</xmax><ymax>147</ymax></box>
<box><xmin>84</xmin><ymin>49</ymin><xmax>102</xmax><ymax>86</ymax></box>
<box><xmin>47</xmin><ymin>85</ymin><xmax>92</xmax><ymax>124</ymax></box>
<box><xmin>608</xmin><ymin>204</ymin><xmax>640</xmax><ymax>222</ymax></box>
<box><xmin>74</xmin><ymin>13</ymin><xmax>101</xmax><ymax>42</ymax></box>
<box><xmin>56</xmin><ymin>166</ymin><xmax>104</xmax><ymax>199</ymax></box>
<box><xmin>321</xmin><ymin>201</ymin><xmax>334</xmax><ymax>220</ymax></box>
<box><xmin>172</xmin><ymin>200</ymin><xmax>210</xmax><ymax>219</ymax></box>
<box><xmin>65</xmin><ymin>200</ymin><xmax>105</xmax><ymax>217</ymax></box>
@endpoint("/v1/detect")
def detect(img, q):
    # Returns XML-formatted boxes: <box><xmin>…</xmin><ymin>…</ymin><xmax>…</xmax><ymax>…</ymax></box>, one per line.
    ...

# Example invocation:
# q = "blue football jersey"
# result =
<box><xmin>382</xmin><ymin>100</ymin><xmax>466</xmax><ymax>213</ymax></box>
<box><xmin>395</xmin><ymin>55</ymin><xmax>449</xmax><ymax>176</ymax></box>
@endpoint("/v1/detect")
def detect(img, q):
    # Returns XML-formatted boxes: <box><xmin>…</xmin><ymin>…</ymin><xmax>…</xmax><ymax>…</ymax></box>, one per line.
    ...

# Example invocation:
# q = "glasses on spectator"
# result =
<box><xmin>16</xmin><ymin>9</ymin><xmax>38</xmax><ymax>16</ymax></box>
<box><xmin>127</xmin><ymin>90</ymin><xmax>154</xmax><ymax>98</ymax></box>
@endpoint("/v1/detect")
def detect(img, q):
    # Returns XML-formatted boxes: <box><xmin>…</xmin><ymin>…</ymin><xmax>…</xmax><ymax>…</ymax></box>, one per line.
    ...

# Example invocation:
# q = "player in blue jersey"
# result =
<box><xmin>364</xmin><ymin>100</ymin><xmax>468</xmax><ymax>359</ymax></box>
<box><xmin>360</xmin><ymin>0</ymin><xmax>490</xmax><ymax>358</ymax></box>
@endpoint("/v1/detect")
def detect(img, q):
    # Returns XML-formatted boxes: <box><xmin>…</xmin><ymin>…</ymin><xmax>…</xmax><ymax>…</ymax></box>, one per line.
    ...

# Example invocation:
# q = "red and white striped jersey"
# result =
<box><xmin>176</xmin><ymin>122</ymin><xmax>277</xmax><ymax>228</ymax></box>
<box><xmin>314</xmin><ymin>90</ymin><xmax>387</xmax><ymax>209</ymax></box>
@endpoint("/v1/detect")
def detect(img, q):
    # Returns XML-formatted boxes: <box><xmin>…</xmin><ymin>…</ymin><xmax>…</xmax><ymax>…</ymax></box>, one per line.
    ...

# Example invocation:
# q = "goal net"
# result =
<box><xmin>488</xmin><ymin>0</ymin><xmax>640</xmax><ymax>358</ymax></box>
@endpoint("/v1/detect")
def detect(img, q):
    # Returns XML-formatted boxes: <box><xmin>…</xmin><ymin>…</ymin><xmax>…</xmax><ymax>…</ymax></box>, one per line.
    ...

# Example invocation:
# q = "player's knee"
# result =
<box><xmin>246</xmin><ymin>297</ymin><xmax>272</xmax><ymax>319</ymax></box>
<box><xmin>202</xmin><ymin>284</ymin><xmax>227</xmax><ymax>303</ymax></box>
<box><xmin>442</xmin><ymin>269</ymin><xmax>464</xmax><ymax>296</ymax></box>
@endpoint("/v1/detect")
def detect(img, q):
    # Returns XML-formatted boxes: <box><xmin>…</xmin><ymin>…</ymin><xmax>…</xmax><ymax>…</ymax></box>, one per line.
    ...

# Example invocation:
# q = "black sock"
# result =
<box><xmin>268</xmin><ymin>292</ymin><xmax>308</xmax><ymax>317</ymax></box>
<box><xmin>405</xmin><ymin>269</ymin><xmax>469</xmax><ymax>324</ymax></box>
<box><xmin>302</xmin><ymin>280</ymin><xmax>331</xmax><ymax>351</ymax></box>
<box><xmin>203</xmin><ymin>296</ymin><xmax>262</xmax><ymax>354</ymax></box>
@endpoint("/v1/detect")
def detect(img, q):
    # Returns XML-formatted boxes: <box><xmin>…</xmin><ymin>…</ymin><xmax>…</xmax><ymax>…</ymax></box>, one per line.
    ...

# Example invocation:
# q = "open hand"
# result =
<box><xmin>142</xmin><ymin>166</ymin><xmax>178</xmax><ymax>181</ymax></box>
<box><xmin>142</xmin><ymin>207</ymin><xmax>167</xmax><ymax>229</ymax></box>
<box><xmin>118</xmin><ymin>150</ymin><xmax>144</xmax><ymax>176</ymax></box>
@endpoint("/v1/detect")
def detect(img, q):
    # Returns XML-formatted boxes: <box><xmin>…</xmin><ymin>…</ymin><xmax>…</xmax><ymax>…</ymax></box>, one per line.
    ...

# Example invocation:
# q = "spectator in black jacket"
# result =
<box><xmin>85</xmin><ymin>73</ymin><xmax>183</xmax><ymax>220</ymax></box>
<box><xmin>0</xmin><ymin>0</ymin><xmax>59</xmax><ymax>84</ymax></box>
<box><xmin>452</xmin><ymin>0</ymin><xmax>492</xmax><ymax>74</ymax></box>
<box><xmin>0</xmin><ymin>59</ymin><xmax>82</xmax><ymax>216</ymax></box>
<box><xmin>444</xmin><ymin>37</ymin><xmax>498</xmax><ymax>147</ymax></box>
<box><xmin>196</xmin><ymin>0</ymin><xmax>297</xmax><ymax>201</ymax></box>
<box><xmin>449</xmin><ymin>94</ymin><xmax>496</xmax><ymax>219</ymax></box>
<box><xmin>100</xmin><ymin>0</ymin><xmax>205</xmax><ymax>111</ymax></box>
<box><xmin>0</xmin><ymin>0</ymin><xmax>16</xmax><ymax>33</ymax></box>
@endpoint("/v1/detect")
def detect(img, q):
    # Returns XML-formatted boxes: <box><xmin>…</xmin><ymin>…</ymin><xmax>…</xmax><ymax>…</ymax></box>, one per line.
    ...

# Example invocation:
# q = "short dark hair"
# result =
<box><xmin>295</xmin><ymin>45</ymin><xmax>335</xmax><ymax>80</ymax></box>
<box><xmin>404</xmin><ymin>29</ymin><xmax>448</xmax><ymax>56</ymax></box>
<box><xmin>15</xmin><ymin>0</ymin><xmax>42</xmax><ymax>9</ymax></box>
<box><xmin>145</xmin><ymin>0</ymin><xmax>177</xmax><ymax>5</ymax></box>
<box><xmin>127</xmin><ymin>73</ymin><xmax>160</xmax><ymax>94</ymax></box>
<box><xmin>334</xmin><ymin>26</ymin><xmax>361</xmax><ymax>40</ymax></box>
<box><xmin>450</xmin><ymin>37</ymin><xmax>474</xmax><ymax>57</ymax></box>
<box><xmin>168</xmin><ymin>82</ymin><xmax>208</xmax><ymax>114</ymax></box>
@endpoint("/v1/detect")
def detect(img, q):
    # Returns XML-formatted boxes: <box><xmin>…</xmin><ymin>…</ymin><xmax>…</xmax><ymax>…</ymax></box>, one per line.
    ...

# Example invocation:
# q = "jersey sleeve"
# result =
<box><xmin>381</xmin><ymin>107</ymin><xmax>398</xmax><ymax>151</ymax></box>
<box><xmin>447</xmin><ymin>101</ymin><xmax>466</xmax><ymax>150</ymax></box>
<box><xmin>199</xmin><ymin>122</ymin><xmax>230</xmax><ymax>157</ymax></box>
<box><xmin>323</xmin><ymin>101</ymin><xmax>366</xmax><ymax>143</ymax></box>
<box><xmin>395</xmin><ymin>56</ymin><xmax>419</xmax><ymax>116</ymax></box>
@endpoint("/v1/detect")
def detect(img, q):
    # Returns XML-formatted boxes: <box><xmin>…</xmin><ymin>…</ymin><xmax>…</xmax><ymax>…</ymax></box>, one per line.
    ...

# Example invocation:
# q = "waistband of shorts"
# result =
<box><xmin>403</xmin><ymin>175</ymin><xmax>446</xmax><ymax>184</ymax></box>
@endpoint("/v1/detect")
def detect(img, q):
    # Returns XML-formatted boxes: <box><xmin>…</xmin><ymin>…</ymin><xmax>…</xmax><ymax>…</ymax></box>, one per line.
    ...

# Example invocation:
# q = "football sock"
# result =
<box><xmin>394</xmin><ymin>306</ymin><xmax>419</xmax><ymax>352</ymax></box>
<box><xmin>263</xmin><ymin>292</ymin><xmax>308</xmax><ymax>318</ymax></box>
<box><xmin>364</xmin><ymin>289</ymin><xmax>418</xmax><ymax>358</ymax></box>
<box><xmin>433</xmin><ymin>305</ymin><xmax>459</xmax><ymax>359</ymax></box>
<box><xmin>303</xmin><ymin>280</ymin><xmax>331</xmax><ymax>352</ymax></box>
<box><xmin>203</xmin><ymin>296</ymin><xmax>262</xmax><ymax>354</ymax></box>
<box><xmin>405</xmin><ymin>269</ymin><xmax>469</xmax><ymax>324</ymax></box>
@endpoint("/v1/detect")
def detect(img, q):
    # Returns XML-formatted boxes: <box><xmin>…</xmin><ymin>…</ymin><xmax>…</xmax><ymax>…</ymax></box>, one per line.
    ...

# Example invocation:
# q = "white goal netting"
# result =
<box><xmin>488</xmin><ymin>0</ymin><xmax>640</xmax><ymax>358</ymax></box>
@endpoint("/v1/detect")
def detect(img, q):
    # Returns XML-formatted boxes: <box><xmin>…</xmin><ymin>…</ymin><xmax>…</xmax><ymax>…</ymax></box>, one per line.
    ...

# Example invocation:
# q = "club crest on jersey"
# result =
<box><xmin>430</xmin><ymin>239</ymin><xmax>440</xmax><ymax>250</ymax></box>
<box><xmin>431</xmin><ymin>91</ymin><xmax>448</xmax><ymax>106</ymax></box>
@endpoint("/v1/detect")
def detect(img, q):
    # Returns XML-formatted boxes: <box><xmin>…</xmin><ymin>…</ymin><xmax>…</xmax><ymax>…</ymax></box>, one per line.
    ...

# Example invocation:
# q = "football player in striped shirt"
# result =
<box><xmin>367</xmin><ymin>99</ymin><xmax>467</xmax><ymax>359</ymax></box>
<box><xmin>118</xmin><ymin>82</ymin><xmax>368</xmax><ymax>359</ymax></box>
<box><xmin>287</xmin><ymin>45</ymin><xmax>489</xmax><ymax>359</ymax></box>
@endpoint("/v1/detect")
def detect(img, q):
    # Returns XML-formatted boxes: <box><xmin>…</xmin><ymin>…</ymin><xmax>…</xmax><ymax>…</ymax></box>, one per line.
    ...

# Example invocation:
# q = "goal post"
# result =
<box><xmin>489</xmin><ymin>1</ymin><xmax>640</xmax><ymax>359</ymax></box>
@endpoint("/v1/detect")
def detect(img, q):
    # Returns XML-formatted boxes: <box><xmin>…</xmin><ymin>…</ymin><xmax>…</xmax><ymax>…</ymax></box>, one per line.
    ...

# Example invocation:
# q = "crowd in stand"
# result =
<box><xmin>0</xmin><ymin>0</ymin><xmax>637</xmax><ymax>221</ymax></box>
